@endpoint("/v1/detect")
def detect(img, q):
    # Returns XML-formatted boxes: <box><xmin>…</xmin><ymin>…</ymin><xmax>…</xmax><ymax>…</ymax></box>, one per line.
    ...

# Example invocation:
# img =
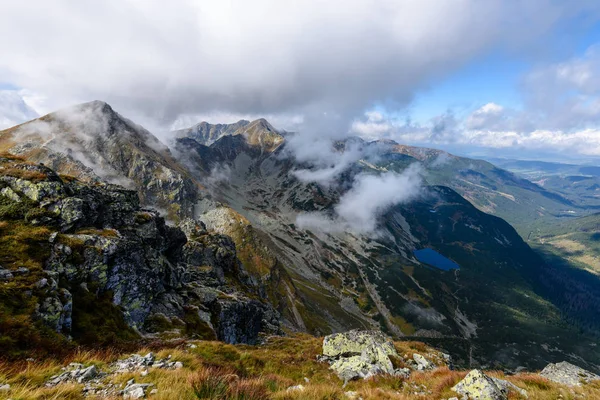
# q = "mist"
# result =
<box><xmin>297</xmin><ymin>164</ymin><xmax>423</xmax><ymax>235</ymax></box>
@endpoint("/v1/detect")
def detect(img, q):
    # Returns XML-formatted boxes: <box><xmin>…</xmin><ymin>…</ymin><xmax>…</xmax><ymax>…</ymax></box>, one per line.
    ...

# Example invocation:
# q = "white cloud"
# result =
<box><xmin>291</xmin><ymin>139</ymin><xmax>366</xmax><ymax>186</ymax></box>
<box><xmin>0</xmin><ymin>0</ymin><xmax>595</xmax><ymax>133</ymax></box>
<box><xmin>0</xmin><ymin>90</ymin><xmax>39</xmax><ymax>129</ymax></box>
<box><xmin>465</xmin><ymin>103</ymin><xmax>506</xmax><ymax>130</ymax></box>
<box><xmin>346</xmin><ymin>43</ymin><xmax>600</xmax><ymax>161</ymax></box>
<box><xmin>297</xmin><ymin>164</ymin><xmax>423</xmax><ymax>234</ymax></box>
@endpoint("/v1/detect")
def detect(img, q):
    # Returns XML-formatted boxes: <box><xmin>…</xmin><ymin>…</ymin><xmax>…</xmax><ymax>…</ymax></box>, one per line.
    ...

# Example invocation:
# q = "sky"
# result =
<box><xmin>2</xmin><ymin>0</ymin><xmax>600</xmax><ymax>163</ymax></box>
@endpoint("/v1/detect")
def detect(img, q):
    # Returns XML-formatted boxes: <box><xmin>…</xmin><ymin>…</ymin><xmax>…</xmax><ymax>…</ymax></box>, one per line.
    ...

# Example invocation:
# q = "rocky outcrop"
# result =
<box><xmin>46</xmin><ymin>364</ymin><xmax>99</xmax><ymax>387</ymax></box>
<box><xmin>0</xmin><ymin>157</ymin><xmax>280</xmax><ymax>346</ymax></box>
<box><xmin>451</xmin><ymin>369</ymin><xmax>527</xmax><ymax>400</ymax></box>
<box><xmin>44</xmin><ymin>353</ymin><xmax>181</xmax><ymax>397</ymax></box>
<box><xmin>321</xmin><ymin>330</ymin><xmax>408</xmax><ymax>383</ymax></box>
<box><xmin>539</xmin><ymin>361</ymin><xmax>600</xmax><ymax>387</ymax></box>
<box><xmin>412</xmin><ymin>353</ymin><xmax>433</xmax><ymax>370</ymax></box>
<box><xmin>112</xmin><ymin>352</ymin><xmax>182</xmax><ymax>373</ymax></box>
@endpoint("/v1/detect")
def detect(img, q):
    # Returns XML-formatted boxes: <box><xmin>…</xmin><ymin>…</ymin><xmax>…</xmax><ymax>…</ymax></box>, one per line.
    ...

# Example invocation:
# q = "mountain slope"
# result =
<box><xmin>172</xmin><ymin>128</ymin><xmax>600</xmax><ymax>370</ymax></box>
<box><xmin>0</xmin><ymin>101</ymin><xmax>199</xmax><ymax>220</ymax></box>
<box><xmin>374</xmin><ymin>143</ymin><xmax>594</xmax><ymax>237</ymax></box>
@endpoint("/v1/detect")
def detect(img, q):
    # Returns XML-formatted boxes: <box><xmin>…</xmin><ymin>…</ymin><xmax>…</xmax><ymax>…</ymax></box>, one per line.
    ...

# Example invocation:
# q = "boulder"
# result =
<box><xmin>540</xmin><ymin>361</ymin><xmax>600</xmax><ymax>387</ymax></box>
<box><xmin>323</xmin><ymin>330</ymin><xmax>397</xmax><ymax>359</ymax></box>
<box><xmin>322</xmin><ymin>330</ymin><xmax>404</xmax><ymax>383</ymax></box>
<box><xmin>413</xmin><ymin>353</ymin><xmax>432</xmax><ymax>370</ymax></box>
<box><xmin>452</xmin><ymin>369</ymin><xmax>527</xmax><ymax>400</ymax></box>
<box><xmin>0</xmin><ymin>268</ymin><xmax>13</xmax><ymax>281</ymax></box>
<box><xmin>286</xmin><ymin>384</ymin><xmax>305</xmax><ymax>392</ymax></box>
<box><xmin>121</xmin><ymin>378</ymin><xmax>154</xmax><ymax>399</ymax></box>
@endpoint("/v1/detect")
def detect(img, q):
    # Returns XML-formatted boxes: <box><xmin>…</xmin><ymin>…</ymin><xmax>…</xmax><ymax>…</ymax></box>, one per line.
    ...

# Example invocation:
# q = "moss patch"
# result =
<box><xmin>70</xmin><ymin>285</ymin><xmax>139</xmax><ymax>346</ymax></box>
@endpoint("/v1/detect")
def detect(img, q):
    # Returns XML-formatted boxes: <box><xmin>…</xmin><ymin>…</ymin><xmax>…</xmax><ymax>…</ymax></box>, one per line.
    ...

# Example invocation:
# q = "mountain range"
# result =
<box><xmin>1</xmin><ymin>101</ymin><xmax>600</xmax><ymax>372</ymax></box>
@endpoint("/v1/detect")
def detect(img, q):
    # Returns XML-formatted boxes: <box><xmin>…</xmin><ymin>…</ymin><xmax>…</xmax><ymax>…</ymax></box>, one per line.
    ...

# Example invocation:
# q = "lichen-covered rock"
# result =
<box><xmin>451</xmin><ymin>369</ymin><xmax>526</xmax><ymax>400</ymax></box>
<box><xmin>37</xmin><ymin>289</ymin><xmax>72</xmax><ymax>333</ymax></box>
<box><xmin>323</xmin><ymin>330</ymin><xmax>396</xmax><ymax>359</ymax></box>
<box><xmin>540</xmin><ymin>361</ymin><xmax>600</xmax><ymax>387</ymax></box>
<box><xmin>322</xmin><ymin>330</ymin><xmax>402</xmax><ymax>383</ymax></box>
<box><xmin>452</xmin><ymin>370</ymin><xmax>505</xmax><ymax>400</ymax></box>
<box><xmin>1</xmin><ymin>186</ymin><xmax>20</xmax><ymax>202</ymax></box>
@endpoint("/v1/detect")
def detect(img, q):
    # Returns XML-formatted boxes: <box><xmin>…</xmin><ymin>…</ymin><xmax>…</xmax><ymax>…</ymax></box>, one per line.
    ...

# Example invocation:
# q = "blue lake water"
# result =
<box><xmin>414</xmin><ymin>248</ymin><xmax>460</xmax><ymax>271</ymax></box>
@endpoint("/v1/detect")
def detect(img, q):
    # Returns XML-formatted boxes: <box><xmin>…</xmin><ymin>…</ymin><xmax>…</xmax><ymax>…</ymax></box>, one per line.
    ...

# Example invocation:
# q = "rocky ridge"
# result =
<box><xmin>0</xmin><ymin>155</ymin><xmax>279</xmax><ymax>354</ymax></box>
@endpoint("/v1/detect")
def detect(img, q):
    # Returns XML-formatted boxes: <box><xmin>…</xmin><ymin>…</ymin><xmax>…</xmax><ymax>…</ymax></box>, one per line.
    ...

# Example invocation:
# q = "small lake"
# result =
<box><xmin>414</xmin><ymin>248</ymin><xmax>460</xmax><ymax>271</ymax></box>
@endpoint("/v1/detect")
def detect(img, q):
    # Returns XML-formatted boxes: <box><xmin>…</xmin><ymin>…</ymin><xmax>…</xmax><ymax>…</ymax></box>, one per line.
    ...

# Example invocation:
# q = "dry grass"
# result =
<box><xmin>0</xmin><ymin>167</ymin><xmax>48</xmax><ymax>182</ymax></box>
<box><xmin>75</xmin><ymin>228</ymin><xmax>119</xmax><ymax>238</ymax></box>
<box><xmin>1</xmin><ymin>336</ymin><xmax>600</xmax><ymax>400</ymax></box>
<box><xmin>0</xmin><ymin>152</ymin><xmax>26</xmax><ymax>162</ymax></box>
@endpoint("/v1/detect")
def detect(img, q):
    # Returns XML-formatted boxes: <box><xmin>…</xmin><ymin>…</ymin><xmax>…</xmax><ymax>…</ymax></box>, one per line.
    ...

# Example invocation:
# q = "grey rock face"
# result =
<box><xmin>540</xmin><ymin>361</ymin><xmax>600</xmax><ymax>387</ymax></box>
<box><xmin>0</xmin><ymin>157</ymin><xmax>280</xmax><ymax>345</ymax></box>
<box><xmin>216</xmin><ymin>299</ymin><xmax>281</xmax><ymax>344</ymax></box>
<box><xmin>322</xmin><ymin>330</ymin><xmax>403</xmax><ymax>384</ymax></box>
<box><xmin>37</xmin><ymin>290</ymin><xmax>72</xmax><ymax>333</ymax></box>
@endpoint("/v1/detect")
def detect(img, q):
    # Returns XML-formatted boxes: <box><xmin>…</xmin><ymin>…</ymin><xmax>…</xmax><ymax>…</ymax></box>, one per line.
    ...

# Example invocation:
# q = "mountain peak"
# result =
<box><xmin>247</xmin><ymin>118</ymin><xmax>273</xmax><ymax>129</ymax></box>
<box><xmin>61</xmin><ymin>100</ymin><xmax>115</xmax><ymax>117</ymax></box>
<box><xmin>173</xmin><ymin>118</ymin><xmax>283</xmax><ymax>151</ymax></box>
<box><xmin>239</xmin><ymin>118</ymin><xmax>284</xmax><ymax>152</ymax></box>
<box><xmin>174</xmin><ymin>120</ymin><xmax>251</xmax><ymax>146</ymax></box>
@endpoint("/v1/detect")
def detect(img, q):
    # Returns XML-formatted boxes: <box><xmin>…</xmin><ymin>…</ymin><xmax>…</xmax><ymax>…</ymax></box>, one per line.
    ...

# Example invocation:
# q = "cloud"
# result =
<box><xmin>465</xmin><ymin>103</ymin><xmax>506</xmax><ymax>130</ymax></box>
<box><xmin>205</xmin><ymin>164</ymin><xmax>232</xmax><ymax>186</ymax></box>
<box><xmin>457</xmin><ymin>47</ymin><xmax>600</xmax><ymax>158</ymax></box>
<box><xmin>290</xmin><ymin>139</ymin><xmax>366</xmax><ymax>186</ymax></box>
<box><xmin>0</xmin><ymin>90</ymin><xmax>39</xmax><ymax>129</ymax></box>
<box><xmin>1</xmin><ymin>0</ymin><xmax>595</xmax><ymax>133</ymax></box>
<box><xmin>347</xmin><ymin>43</ymin><xmax>600</xmax><ymax>161</ymax></box>
<box><xmin>521</xmin><ymin>44</ymin><xmax>600</xmax><ymax>131</ymax></box>
<box><xmin>297</xmin><ymin>164</ymin><xmax>423</xmax><ymax>234</ymax></box>
<box><xmin>350</xmin><ymin>111</ymin><xmax>394</xmax><ymax>141</ymax></box>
